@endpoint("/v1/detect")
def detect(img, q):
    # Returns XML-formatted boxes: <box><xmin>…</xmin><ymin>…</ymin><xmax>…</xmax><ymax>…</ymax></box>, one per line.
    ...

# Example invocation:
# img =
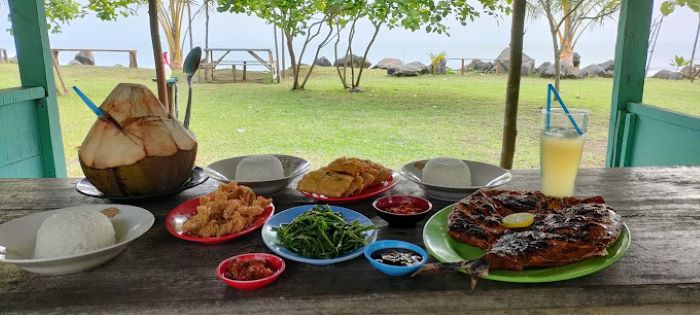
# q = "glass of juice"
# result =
<box><xmin>540</xmin><ymin>108</ymin><xmax>589</xmax><ymax>197</ymax></box>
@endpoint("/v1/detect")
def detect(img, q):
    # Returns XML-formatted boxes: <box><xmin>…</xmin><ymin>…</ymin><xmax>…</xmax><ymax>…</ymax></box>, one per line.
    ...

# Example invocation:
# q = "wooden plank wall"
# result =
<box><xmin>4</xmin><ymin>0</ymin><xmax>66</xmax><ymax>177</ymax></box>
<box><xmin>621</xmin><ymin>103</ymin><xmax>700</xmax><ymax>166</ymax></box>
<box><xmin>0</xmin><ymin>87</ymin><xmax>46</xmax><ymax>177</ymax></box>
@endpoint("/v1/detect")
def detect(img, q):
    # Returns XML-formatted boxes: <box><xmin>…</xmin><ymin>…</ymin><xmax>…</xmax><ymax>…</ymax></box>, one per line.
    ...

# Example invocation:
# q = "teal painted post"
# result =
<box><xmin>9</xmin><ymin>0</ymin><xmax>67</xmax><ymax>177</ymax></box>
<box><xmin>605</xmin><ymin>0</ymin><xmax>652</xmax><ymax>168</ymax></box>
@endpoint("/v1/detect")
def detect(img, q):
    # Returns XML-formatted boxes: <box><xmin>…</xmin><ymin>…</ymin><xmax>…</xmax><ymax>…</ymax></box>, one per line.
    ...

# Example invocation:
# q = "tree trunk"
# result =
<box><xmin>550</xmin><ymin>28</ymin><xmax>561</xmax><ymax>91</ymax></box>
<box><xmin>300</xmin><ymin>22</ymin><xmax>334</xmax><ymax>89</ymax></box>
<box><xmin>170</xmin><ymin>37</ymin><xmax>183</xmax><ymax>69</ymax></box>
<box><xmin>156</xmin><ymin>2</ymin><xmax>184</xmax><ymax>70</ymax></box>
<box><xmin>333</xmin><ymin>19</ymin><xmax>348</xmax><ymax>89</ymax></box>
<box><xmin>499</xmin><ymin>0</ymin><xmax>526</xmax><ymax>170</ymax></box>
<box><xmin>559</xmin><ymin>39</ymin><xmax>575</xmax><ymax>68</ymax></box>
<box><xmin>149</xmin><ymin>0</ymin><xmax>169</xmax><ymax>110</ymax></box>
<box><xmin>353</xmin><ymin>22</ymin><xmax>381</xmax><ymax>90</ymax></box>
<box><xmin>284</xmin><ymin>31</ymin><xmax>299</xmax><ymax>90</ymax></box>
<box><xmin>294</xmin><ymin>19</ymin><xmax>326</xmax><ymax>90</ymax></box>
<box><xmin>273</xmin><ymin>24</ymin><xmax>281</xmax><ymax>83</ymax></box>
<box><xmin>561</xmin><ymin>1</ymin><xmax>573</xmax><ymax>70</ymax></box>
<box><xmin>186</xmin><ymin>2</ymin><xmax>193</xmax><ymax>51</ymax></box>
<box><xmin>204</xmin><ymin>0</ymin><xmax>210</xmax><ymax>64</ymax></box>
<box><xmin>170</xmin><ymin>2</ymin><xmax>183</xmax><ymax>69</ymax></box>
<box><xmin>347</xmin><ymin>16</ymin><xmax>358</xmax><ymax>92</ymax></box>
<box><xmin>280</xmin><ymin>25</ymin><xmax>285</xmax><ymax>79</ymax></box>
<box><xmin>690</xmin><ymin>14</ymin><xmax>700</xmax><ymax>82</ymax></box>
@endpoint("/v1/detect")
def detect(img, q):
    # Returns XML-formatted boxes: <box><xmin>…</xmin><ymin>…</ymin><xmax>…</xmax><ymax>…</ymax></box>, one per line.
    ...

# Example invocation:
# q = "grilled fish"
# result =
<box><xmin>414</xmin><ymin>189</ymin><xmax>623</xmax><ymax>286</ymax></box>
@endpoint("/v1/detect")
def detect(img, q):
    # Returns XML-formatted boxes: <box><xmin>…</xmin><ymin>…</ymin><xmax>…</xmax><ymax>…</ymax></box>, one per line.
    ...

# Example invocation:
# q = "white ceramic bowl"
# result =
<box><xmin>401</xmin><ymin>160</ymin><xmax>512</xmax><ymax>201</ymax></box>
<box><xmin>0</xmin><ymin>204</ymin><xmax>154</xmax><ymax>275</ymax></box>
<box><xmin>206</xmin><ymin>154</ymin><xmax>310</xmax><ymax>195</ymax></box>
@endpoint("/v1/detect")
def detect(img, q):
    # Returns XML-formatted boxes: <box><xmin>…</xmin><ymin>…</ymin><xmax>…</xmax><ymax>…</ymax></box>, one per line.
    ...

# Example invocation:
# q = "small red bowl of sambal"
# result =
<box><xmin>216</xmin><ymin>253</ymin><xmax>285</xmax><ymax>290</ymax></box>
<box><xmin>372</xmin><ymin>195</ymin><xmax>433</xmax><ymax>228</ymax></box>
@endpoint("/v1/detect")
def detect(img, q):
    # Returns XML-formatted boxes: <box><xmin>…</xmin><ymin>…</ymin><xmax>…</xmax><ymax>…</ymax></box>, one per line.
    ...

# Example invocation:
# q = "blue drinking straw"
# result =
<box><xmin>546</xmin><ymin>85</ymin><xmax>552</xmax><ymax>129</ymax></box>
<box><xmin>546</xmin><ymin>84</ymin><xmax>583</xmax><ymax>135</ymax></box>
<box><xmin>72</xmin><ymin>86</ymin><xmax>104</xmax><ymax>117</ymax></box>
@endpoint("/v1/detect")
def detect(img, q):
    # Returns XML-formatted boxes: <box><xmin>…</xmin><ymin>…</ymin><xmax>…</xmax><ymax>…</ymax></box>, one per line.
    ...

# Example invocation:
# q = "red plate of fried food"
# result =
<box><xmin>297</xmin><ymin>157</ymin><xmax>400</xmax><ymax>203</ymax></box>
<box><xmin>166</xmin><ymin>181</ymin><xmax>275</xmax><ymax>244</ymax></box>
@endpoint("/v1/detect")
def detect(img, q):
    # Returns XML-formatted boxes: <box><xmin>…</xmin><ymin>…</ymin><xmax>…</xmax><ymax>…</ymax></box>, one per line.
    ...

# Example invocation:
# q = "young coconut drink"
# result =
<box><xmin>79</xmin><ymin>83</ymin><xmax>197</xmax><ymax>196</ymax></box>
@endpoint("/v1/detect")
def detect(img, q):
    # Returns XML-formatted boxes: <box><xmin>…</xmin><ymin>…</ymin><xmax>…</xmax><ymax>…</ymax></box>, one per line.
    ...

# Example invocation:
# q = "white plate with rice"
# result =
<box><xmin>401</xmin><ymin>159</ymin><xmax>512</xmax><ymax>201</ymax></box>
<box><xmin>206</xmin><ymin>154</ymin><xmax>310</xmax><ymax>195</ymax></box>
<box><xmin>0</xmin><ymin>204</ymin><xmax>154</xmax><ymax>275</ymax></box>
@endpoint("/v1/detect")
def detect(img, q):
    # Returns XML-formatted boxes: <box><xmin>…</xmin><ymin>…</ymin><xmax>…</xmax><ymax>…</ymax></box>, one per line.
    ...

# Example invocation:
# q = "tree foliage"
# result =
<box><xmin>333</xmin><ymin>0</ymin><xmax>508</xmax><ymax>90</ymax></box>
<box><xmin>670</xmin><ymin>54</ymin><xmax>690</xmax><ymax>71</ymax></box>
<box><xmin>44</xmin><ymin>0</ymin><xmax>139</xmax><ymax>33</ymax></box>
<box><xmin>660</xmin><ymin>0</ymin><xmax>700</xmax><ymax>15</ymax></box>
<box><xmin>155</xmin><ymin>0</ymin><xmax>191</xmax><ymax>69</ymax></box>
<box><xmin>219</xmin><ymin>0</ymin><xmax>510</xmax><ymax>90</ymax></box>
<box><xmin>43</xmin><ymin>0</ymin><xmax>191</xmax><ymax>70</ymax></box>
<box><xmin>527</xmin><ymin>0</ymin><xmax>620</xmax><ymax>90</ymax></box>
<box><xmin>218</xmin><ymin>0</ymin><xmax>322</xmax><ymax>38</ymax></box>
<box><xmin>429</xmin><ymin>51</ymin><xmax>447</xmax><ymax>75</ymax></box>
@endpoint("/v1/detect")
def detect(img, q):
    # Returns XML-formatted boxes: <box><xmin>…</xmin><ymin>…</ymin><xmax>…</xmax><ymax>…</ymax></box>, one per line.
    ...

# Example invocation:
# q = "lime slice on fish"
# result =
<box><xmin>502</xmin><ymin>212</ymin><xmax>534</xmax><ymax>229</ymax></box>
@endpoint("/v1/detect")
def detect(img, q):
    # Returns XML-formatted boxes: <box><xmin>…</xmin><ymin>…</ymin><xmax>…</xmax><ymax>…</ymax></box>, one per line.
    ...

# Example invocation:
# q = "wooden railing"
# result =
<box><xmin>445</xmin><ymin>57</ymin><xmax>498</xmax><ymax>74</ymax></box>
<box><xmin>51</xmin><ymin>49</ymin><xmax>138</xmax><ymax>68</ymax></box>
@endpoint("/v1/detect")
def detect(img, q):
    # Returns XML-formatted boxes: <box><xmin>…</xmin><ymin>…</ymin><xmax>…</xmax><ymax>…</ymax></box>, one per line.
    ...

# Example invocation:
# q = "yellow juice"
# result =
<box><xmin>540</xmin><ymin>131</ymin><xmax>585</xmax><ymax>197</ymax></box>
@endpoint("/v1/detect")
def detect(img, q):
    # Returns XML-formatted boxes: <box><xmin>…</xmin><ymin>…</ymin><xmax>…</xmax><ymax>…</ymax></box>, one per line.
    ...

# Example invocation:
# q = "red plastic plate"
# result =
<box><xmin>299</xmin><ymin>172</ymin><xmax>400</xmax><ymax>204</ymax></box>
<box><xmin>166</xmin><ymin>196</ymin><xmax>275</xmax><ymax>244</ymax></box>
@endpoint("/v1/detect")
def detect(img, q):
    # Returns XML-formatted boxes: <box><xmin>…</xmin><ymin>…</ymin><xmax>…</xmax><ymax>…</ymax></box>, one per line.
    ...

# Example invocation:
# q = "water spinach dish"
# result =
<box><xmin>276</xmin><ymin>205</ymin><xmax>376</xmax><ymax>259</ymax></box>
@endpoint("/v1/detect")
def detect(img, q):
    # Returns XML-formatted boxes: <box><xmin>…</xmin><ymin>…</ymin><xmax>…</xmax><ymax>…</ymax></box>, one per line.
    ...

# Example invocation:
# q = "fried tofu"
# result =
<box><xmin>297</xmin><ymin>158</ymin><xmax>393</xmax><ymax>197</ymax></box>
<box><xmin>327</xmin><ymin>157</ymin><xmax>369</xmax><ymax>177</ymax></box>
<box><xmin>343</xmin><ymin>175</ymin><xmax>365</xmax><ymax>197</ymax></box>
<box><xmin>360</xmin><ymin>172</ymin><xmax>376</xmax><ymax>191</ymax></box>
<box><xmin>297</xmin><ymin>168</ymin><xmax>355</xmax><ymax>198</ymax></box>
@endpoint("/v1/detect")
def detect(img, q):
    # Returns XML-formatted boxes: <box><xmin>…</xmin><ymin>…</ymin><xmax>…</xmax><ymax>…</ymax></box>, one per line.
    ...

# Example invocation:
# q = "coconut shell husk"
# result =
<box><xmin>79</xmin><ymin>83</ymin><xmax>197</xmax><ymax>196</ymax></box>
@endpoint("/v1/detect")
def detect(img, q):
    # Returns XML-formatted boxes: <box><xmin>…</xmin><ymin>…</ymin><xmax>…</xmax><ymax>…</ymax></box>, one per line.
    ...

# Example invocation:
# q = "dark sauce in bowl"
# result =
<box><xmin>371</xmin><ymin>248</ymin><xmax>423</xmax><ymax>266</ymax></box>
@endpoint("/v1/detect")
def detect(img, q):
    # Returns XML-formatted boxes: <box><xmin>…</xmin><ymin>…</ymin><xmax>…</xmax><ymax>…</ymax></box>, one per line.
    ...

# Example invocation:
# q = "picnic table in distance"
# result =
<box><xmin>201</xmin><ymin>48</ymin><xmax>278</xmax><ymax>83</ymax></box>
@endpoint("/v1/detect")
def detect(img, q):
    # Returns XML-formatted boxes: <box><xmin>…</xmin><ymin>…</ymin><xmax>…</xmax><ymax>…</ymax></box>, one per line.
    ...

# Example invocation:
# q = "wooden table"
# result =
<box><xmin>1</xmin><ymin>167</ymin><xmax>699</xmax><ymax>314</ymax></box>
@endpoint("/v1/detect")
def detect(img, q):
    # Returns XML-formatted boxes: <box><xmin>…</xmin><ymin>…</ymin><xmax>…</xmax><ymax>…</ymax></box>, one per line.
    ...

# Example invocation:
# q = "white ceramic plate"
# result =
<box><xmin>0</xmin><ymin>204</ymin><xmax>154</xmax><ymax>275</ymax></box>
<box><xmin>206</xmin><ymin>154</ymin><xmax>310</xmax><ymax>195</ymax></box>
<box><xmin>401</xmin><ymin>160</ymin><xmax>512</xmax><ymax>201</ymax></box>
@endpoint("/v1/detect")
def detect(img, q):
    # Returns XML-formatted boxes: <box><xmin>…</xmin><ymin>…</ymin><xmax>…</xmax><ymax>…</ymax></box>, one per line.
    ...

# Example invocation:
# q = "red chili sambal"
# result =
<box><xmin>225</xmin><ymin>259</ymin><xmax>275</xmax><ymax>281</ymax></box>
<box><xmin>386</xmin><ymin>203</ymin><xmax>424</xmax><ymax>215</ymax></box>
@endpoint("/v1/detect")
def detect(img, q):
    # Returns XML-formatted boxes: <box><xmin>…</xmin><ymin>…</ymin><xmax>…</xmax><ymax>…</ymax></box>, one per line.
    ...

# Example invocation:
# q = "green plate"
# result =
<box><xmin>423</xmin><ymin>204</ymin><xmax>631</xmax><ymax>283</ymax></box>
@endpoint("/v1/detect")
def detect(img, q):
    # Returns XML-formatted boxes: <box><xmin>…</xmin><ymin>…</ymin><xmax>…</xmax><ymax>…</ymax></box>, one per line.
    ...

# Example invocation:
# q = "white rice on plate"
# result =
<box><xmin>235</xmin><ymin>154</ymin><xmax>285</xmax><ymax>181</ymax></box>
<box><xmin>422</xmin><ymin>157</ymin><xmax>472</xmax><ymax>188</ymax></box>
<box><xmin>34</xmin><ymin>210</ymin><xmax>116</xmax><ymax>259</ymax></box>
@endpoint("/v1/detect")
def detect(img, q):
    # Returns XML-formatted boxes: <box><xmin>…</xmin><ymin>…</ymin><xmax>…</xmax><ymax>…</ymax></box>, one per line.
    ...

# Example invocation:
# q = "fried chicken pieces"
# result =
<box><xmin>182</xmin><ymin>182</ymin><xmax>272</xmax><ymax>238</ymax></box>
<box><xmin>297</xmin><ymin>157</ymin><xmax>392</xmax><ymax>198</ymax></box>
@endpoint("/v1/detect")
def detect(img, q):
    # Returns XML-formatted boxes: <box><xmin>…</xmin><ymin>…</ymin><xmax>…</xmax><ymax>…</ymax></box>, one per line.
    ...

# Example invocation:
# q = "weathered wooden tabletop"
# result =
<box><xmin>1</xmin><ymin>167</ymin><xmax>699</xmax><ymax>314</ymax></box>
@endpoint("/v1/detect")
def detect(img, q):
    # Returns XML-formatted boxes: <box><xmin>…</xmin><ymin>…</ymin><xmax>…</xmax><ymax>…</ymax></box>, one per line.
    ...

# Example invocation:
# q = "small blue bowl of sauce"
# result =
<box><xmin>364</xmin><ymin>240</ymin><xmax>428</xmax><ymax>276</ymax></box>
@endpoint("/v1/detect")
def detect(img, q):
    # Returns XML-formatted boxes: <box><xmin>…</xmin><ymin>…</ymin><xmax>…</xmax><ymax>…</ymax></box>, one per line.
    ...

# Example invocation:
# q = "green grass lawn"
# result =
<box><xmin>1</xmin><ymin>64</ymin><xmax>698</xmax><ymax>177</ymax></box>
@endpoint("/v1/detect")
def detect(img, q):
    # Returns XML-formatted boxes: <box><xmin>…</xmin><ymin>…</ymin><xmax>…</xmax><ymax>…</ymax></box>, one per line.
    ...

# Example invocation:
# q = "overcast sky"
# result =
<box><xmin>0</xmin><ymin>2</ymin><xmax>698</xmax><ymax>70</ymax></box>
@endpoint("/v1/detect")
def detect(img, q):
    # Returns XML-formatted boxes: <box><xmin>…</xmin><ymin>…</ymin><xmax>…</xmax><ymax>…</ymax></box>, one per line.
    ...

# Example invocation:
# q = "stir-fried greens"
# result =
<box><xmin>277</xmin><ymin>205</ymin><xmax>376</xmax><ymax>259</ymax></box>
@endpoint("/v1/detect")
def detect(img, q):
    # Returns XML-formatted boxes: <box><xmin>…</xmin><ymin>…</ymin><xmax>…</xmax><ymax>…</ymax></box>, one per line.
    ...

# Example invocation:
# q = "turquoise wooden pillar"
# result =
<box><xmin>606</xmin><ymin>0</ymin><xmax>652</xmax><ymax>167</ymax></box>
<box><xmin>0</xmin><ymin>0</ymin><xmax>66</xmax><ymax>177</ymax></box>
<box><xmin>607</xmin><ymin>0</ymin><xmax>700</xmax><ymax>167</ymax></box>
